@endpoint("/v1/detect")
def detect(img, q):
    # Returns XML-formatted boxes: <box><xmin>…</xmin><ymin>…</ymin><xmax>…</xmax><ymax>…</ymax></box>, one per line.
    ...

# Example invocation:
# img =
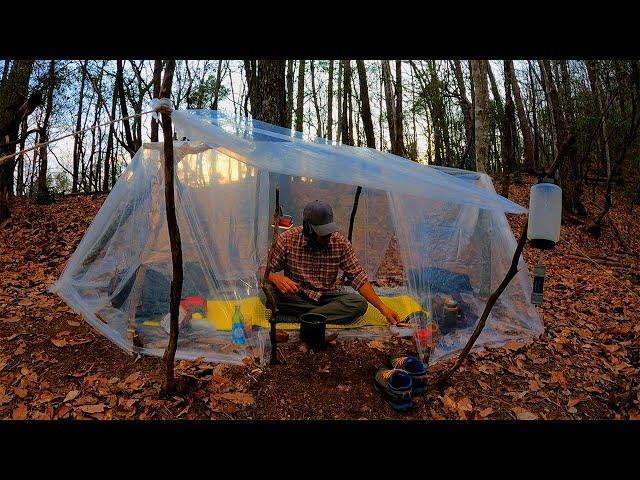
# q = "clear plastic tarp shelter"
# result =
<box><xmin>51</xmin><ymin>110</ymin><xmax>543</xmax><ymax>365</ymax></box>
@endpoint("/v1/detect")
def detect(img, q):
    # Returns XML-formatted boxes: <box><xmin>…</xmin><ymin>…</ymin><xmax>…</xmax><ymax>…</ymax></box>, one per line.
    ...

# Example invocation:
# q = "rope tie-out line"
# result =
<box><xmin>0</xmin><ymin>98</ymin><xmax>174</xmax><ymax>168</ymax></box>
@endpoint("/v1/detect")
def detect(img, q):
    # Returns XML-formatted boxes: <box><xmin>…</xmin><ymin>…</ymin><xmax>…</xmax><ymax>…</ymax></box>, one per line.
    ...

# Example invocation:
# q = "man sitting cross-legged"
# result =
<box><xmin>266</xmin><ymin>199</ymin><xmax>400</xmax><ymax>326</ymax></box>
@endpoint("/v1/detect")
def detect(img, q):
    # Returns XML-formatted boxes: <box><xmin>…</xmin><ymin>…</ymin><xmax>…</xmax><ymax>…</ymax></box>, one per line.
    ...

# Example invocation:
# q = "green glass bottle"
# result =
<box><xmin>231</xmin><ymin>304</ymin><xmax>246</xmax><ymax>345</ymax></box>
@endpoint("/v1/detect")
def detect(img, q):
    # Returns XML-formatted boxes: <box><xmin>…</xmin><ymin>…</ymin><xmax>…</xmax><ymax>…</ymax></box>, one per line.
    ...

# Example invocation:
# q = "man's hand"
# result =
<box><xmin>269</xmin><ymin>272</ymin><xmax>300</xmax><ymax>295</ymax></box>
<box><xmin>380</xmin><ymin>305</ymin><xmax>400</xmax><ymax>325</ymax></box>
<box><xmin>357</xmin><ymin>281</ymin><xmax>400</xmax><ymax>325</ymax></box>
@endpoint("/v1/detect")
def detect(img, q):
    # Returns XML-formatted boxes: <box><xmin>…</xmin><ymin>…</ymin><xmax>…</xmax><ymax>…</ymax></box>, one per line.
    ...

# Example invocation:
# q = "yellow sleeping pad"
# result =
<box><xmin>205</xmin><ymin>295</ymin><xmax>423</xmax><ymax>331</ymax></box>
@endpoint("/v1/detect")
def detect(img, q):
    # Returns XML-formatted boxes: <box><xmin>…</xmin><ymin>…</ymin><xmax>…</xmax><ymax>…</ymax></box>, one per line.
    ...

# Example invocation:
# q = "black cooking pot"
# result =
<box><xmin>299</xmin><ymin>313</ymin><xmax>328</xmax><ymax>350</ymax></box>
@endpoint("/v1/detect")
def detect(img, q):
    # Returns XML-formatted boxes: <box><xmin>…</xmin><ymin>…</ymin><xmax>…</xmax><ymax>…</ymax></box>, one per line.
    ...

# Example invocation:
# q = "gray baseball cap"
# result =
<box><xmin>303</xmin><ymin>200</ymin><xmax>339</xmax><ymax>236</ymax></box>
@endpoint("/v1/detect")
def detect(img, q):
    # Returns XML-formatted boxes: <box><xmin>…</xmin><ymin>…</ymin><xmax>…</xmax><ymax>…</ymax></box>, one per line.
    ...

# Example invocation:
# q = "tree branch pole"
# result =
<box><xmin>433</xmin><ymin>221</ymin><xmax>528</xmax><ymax>388</ymax></box>
<box><xmin>262</xmin><ymin>187</ymin><xmax>282</xmax><ymax>365</ymax></box>
<box><xmin>432</xmin><ymin>134</ymin><xmax>575</xmax><ymax>388</ymax></box>
<box><xmin>158</xmin><ymin>60</ymin><xmax>182</xmax><ymax>396</ymax></box>
<box><xmin>347</xmin><ymin>185</ymin><xmax>362</xmax><ymax>243</ymax></box>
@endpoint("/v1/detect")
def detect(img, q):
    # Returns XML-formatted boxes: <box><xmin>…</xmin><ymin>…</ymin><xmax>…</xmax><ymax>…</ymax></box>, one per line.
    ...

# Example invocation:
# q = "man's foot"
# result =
<box><xmin>325</xmin><ymin>332</ymin><xmax>339</xmax><ymax>344</ymax></box>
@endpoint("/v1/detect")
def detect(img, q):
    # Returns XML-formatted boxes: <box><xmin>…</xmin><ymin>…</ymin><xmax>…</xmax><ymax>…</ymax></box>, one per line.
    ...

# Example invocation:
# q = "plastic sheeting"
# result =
<box><xmin>51</xmin><ymin>109</ymin><xmax>543</xmax><ymax>365</ymax></box>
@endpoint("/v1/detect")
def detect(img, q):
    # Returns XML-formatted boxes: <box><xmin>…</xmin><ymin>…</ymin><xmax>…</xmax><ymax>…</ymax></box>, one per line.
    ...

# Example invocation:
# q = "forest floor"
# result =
<box><xmin>1</xmin><ymin>175</ymin><xmax>639</xmax><ymax>420</ymax></box>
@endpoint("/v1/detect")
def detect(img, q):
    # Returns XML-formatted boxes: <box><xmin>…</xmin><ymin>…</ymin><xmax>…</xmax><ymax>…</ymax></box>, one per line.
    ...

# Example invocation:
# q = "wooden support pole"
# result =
<box><xmin>262</xmin><ymin>187</ymin><xmax>282</xmax><ymax>365</ymax></box>
<box><xmin>159</xmin><ymin>60</ymin><xmax>181</xmax><ymax>396</ymax></box>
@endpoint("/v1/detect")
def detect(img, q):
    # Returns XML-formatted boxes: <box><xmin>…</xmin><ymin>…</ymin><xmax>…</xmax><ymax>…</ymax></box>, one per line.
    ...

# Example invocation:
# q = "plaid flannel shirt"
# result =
<box><xmin>267</xmin><ymin>226</ymin><xmax>368</xmax><ymax>301</ymax></box>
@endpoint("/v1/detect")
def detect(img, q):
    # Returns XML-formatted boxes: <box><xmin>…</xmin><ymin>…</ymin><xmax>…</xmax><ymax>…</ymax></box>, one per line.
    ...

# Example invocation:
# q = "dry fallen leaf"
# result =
<box><xmin>477</xmin><ymin>379</ymin><xmax>489</xmax><ymax>390</ymax></box>
<box><xmin>78</xmin><ymin>404</ymin><xmax>105</xmax><ymax>414</ymax></box>
<box><xmin>216</xmin><ymin>392</ymin><xmax>255</xmax><ymax>406</ymax></box>
<box><xmin>63</xmin><ymin>390</ymin><xmax>80</xmax><ymax>403</ymax></box>
<box><xmin>479</xmin><ymin>407</ymin><xmax>494</xmax><ymax>418</ymax></box>
<box><xmin>12</xmin><ymin>403</ymin><xmax>28</xmax><ymax>420</ymax></box>
<box><xmin>367</xmin><ymin>340</ymin><xmax>385</xmax><ymax>351</ymax></box>
<box><xmin>503</xmin><ymin>341</ymin><xmax>527</xmax><ymax>351</ymax></box>
<box><xmin>123</xmin><ymin>371</ymin><xmax>141</xmax><ymax>384</ymax></box>
<box><xmin>512</xmin><ymin>407</ymin><xmax>538</xmax><ymax>420</ymax></box>
<box><xmin>51</xmin><ymin>338</ymin><xmax>67</xmax><ymax>348</ymax></box>
<box><xmin>14</xmin><ymin>387</ymin><xmax>28</xmax><ymax>399</ymax></box>
<box><xmin>549</xmin><ymin>371</ymin><xmax>567</xmax><ymax>387</ymax></box>
<box><xmin>441</xmin><ymin>394</ymin><xmax>458</xmax><ymax>413</ymax></box>
<box><xmin>567</xmin><ymin>397</ymin><xmax>583</xmax><ymax>408</ymax></box>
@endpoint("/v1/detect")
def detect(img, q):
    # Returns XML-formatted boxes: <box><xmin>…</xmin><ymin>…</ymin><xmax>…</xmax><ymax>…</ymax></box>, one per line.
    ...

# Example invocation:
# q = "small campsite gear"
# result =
<box><xmin>389</xmin><ymin>355</ymin><xmax>428</xmax><ymax>395</ymax></box>
<box><xmin>391</xmin><ymin>310</ymin><xmax>430</xmax><ymax>337</ymax></box>
<box><xmin>432</xmin><ymin>295</ymin><xmax>460</xmax><ymax>334</ymax></box>
<box><xmin>412</xmin><ymin>327</ymin><xmax>434</xmax><ymax>365</ymax></box>
<box><xmin>160</xmin><ymin>305</ymin><xmax>190</xmax><ymax>334</ymax></box>
<box><xmin>373</xmin><ymin>367</ymin><xmax>414</xmax><ymax>412</ymax></box>
<box><xmin>180</xmin><ymin>295</ymin><xmax>206</xmax><ymax>317</ymax></box>
<box><xmin>299</xmin><ymin>312</ymin><xmax>328</xmax><ymax>350</ymax></box>
<box><xmin>272</xmin><ymin>214</ymin><xmax>293</xmax><ymax>230</ymax></box>
<box><xmin>231</xmin><ymin>304</ymin><xmax>246</xmax><ymax>345</ymax></box>
<box><xmin>528</xmin><ymin>175</ymin><xmax>562</xmax><ymax>250</ymax></box>
<box><xmin>531</xmin><ymin>263</ymin><xmax>546</xmax><ymax>306</ymax></box>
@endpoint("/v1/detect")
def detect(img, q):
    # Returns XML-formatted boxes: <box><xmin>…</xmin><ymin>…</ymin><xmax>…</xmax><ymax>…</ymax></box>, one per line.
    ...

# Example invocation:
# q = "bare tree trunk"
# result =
<box><xmin>254</xmin><ymin>61</ymin><xmax>288</xmax><ymax>128</ymax></box>
<box><xmin>294</xmin><ymin>60</ymin><xmax>305</xmax><ymax>132</ymax></box>
<box><xmin>326</xmin><ymin>60</ymin><xmax>334</xmax><ymax>141</ymax></box>
<box><xmin>160</xmin><ymin>60</ymin><xmax>182</xmax><ymax>396</ymax></box>
<box><xmin>72</xmin><ymin>61</ymin><xmax>88</xmax><ymax>192</ymax></box>
<box><xmin>381</xmin><ymin>60</ymin><xmax>396</xmax><ymax>153</ymax></box>
<box><xmin>586</xmin><ymin>60</ymin><xmax>612</xmax><ymax>178</ymax></box>
<box><xmin>310</xmin><ymin>60</ymin><xmax>322</xmax><ymax>137</ymax></box>
<box><xmin>508</xmin><ymin>60</ymin><xmax>535</xmax><ymax>173</ymax></box>
<box><xmin>211</xmin><ymin>60</ymin><xmax>224</xmax><ymax>110</ymax></box>
<box><xmin>336</xmin><ymin>61</ymin><xmax>343</xmax><ymax>144</ymax></box>
<box><xmin>501</xmin><ymin>60</ymin><xmax>518</xmax><ymax>198</ymax></box>
<box><xmin>244</xmin><ymin>60</ymin><xmax>258</xmax><ymax>117</ymax></box>
<box><xmin>348</xmin><ymin>64</ymin><xmax>354</xmax><ymax>146</ymax></box>
<box><xmin>37</xmin><ymin>61</ymin><xmax>55</xmax><ymax>194</ymax></box>
<box><xmin>487</xmin><ymin>61</ymin><xmax>504</xmax><ymax>120</ymax></box>
<box><xmin>471</xmin><ymin>60</ymin><xmax>489</xmax><ymax>173</ymax></box>
<box><xmin>115</xmin><ymin>60</ymin><xmax>138</xmax><ymax>157</ymax></box>
<box><xmin>150</xmin><ymin>60</ymin><xmax>163</xmax><ymax>142</ymax></box>
<box><xmin>528</xmin><ymin>61</ymin><xmax>540</xmax><ymax>169</ymax></box>
<box><xmin>103</xmin><ymin>81</ymin><xmax>118</xmax><ymax>191</ymax></box>
<box><xmin>286</xmin><ymin>60</ymin><xmax>294</xmax><ymax>128</ymax></box>
<box><xmin>16</xmin><ymin>117</ymin><xmax>27</xmax><ymax>196</ymax></box>
<box><xmin>452</xmin><ymin>60</ymin><xmax>474</xmax><ymax>164</ymax></box>
<box><xmin>394</xmin><ymin>60</ymin><xmax>405</xmax><ymax>157</ymax></box>
<box><xmin>341</xmin><ymin>60</ymin><xmax>353</xmax><ymax>146</ymax></box>
<box><xmin>356</xmin><ymin>60</ymin><xmax>376</xmax><ymax>149</ymax></box>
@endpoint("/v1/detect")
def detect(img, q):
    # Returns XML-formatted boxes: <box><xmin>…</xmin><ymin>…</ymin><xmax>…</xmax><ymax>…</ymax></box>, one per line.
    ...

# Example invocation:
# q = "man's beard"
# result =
<box><xmin>303</xmin><ymin>222</ymin><xmax>328</xmax><ymax>252</ymax></box>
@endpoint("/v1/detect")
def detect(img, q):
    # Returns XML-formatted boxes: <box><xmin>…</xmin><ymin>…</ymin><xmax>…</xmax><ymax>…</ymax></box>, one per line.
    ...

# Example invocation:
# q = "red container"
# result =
<box><xmin>412</xmin><ymin>328</ymin><xmax>432</xmax><ymax>350</ymax></box>
<box><xmin>279</xmin><ymin>217</ymin><xmax>293</xmax><ymax>227</ymax></box>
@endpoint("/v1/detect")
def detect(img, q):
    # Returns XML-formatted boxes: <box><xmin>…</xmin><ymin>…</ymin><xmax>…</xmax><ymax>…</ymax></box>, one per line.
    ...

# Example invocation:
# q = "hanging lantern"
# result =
<box><xmin>527</xmin><ymin>176</ymin><xmax>562</xmax><ymax>249</ymax></box>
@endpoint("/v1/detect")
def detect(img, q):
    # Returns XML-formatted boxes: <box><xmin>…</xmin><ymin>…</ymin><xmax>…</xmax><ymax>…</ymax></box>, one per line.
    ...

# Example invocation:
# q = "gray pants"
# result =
<box><xmin>274</xmin><ymin>291</ymin><xmax>368</xmax><ymax>325</ymax></box>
